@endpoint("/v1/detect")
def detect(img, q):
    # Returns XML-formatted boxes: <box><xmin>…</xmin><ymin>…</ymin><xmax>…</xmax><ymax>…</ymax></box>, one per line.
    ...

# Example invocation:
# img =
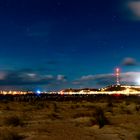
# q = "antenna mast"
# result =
<box><xmin>115</xmin><ymin>68</ymin><xmax>120</xmax><ymax>85</ymax></box>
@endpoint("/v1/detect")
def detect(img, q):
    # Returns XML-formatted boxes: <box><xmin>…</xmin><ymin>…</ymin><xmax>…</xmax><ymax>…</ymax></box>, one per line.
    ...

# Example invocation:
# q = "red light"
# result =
<box><xmin>116</xmin><ymin>68</ymin><xmax>120</xmax><ymax>72</ymax></box>
<box><xmin>112</xmin><ymin>94</ymin><xmax>121</xmax><ymax>97</ymax></box>
<box><xmin>60</xmin><ymin>91</ymin><xmax>64</xmax><ymax>95</ymax></box>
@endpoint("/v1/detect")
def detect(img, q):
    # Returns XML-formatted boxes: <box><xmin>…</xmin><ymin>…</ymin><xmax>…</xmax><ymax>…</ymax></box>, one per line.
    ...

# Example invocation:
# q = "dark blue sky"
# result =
<box><xmin>0</xmin><ymin>0</ymin><xmax>140</xmax><ymax>91</ymax></box>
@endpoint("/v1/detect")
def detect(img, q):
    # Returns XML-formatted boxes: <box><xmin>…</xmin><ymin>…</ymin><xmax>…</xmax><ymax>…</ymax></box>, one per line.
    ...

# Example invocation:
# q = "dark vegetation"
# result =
<box><xmin>3</xmin><ymin>116</ymin><xmax>24</xmax><ymax>127</ymax></box>
<box><xmin>0</xmin><ymin>94</ymin><xmax>140</xmax><ymax>139</ymax></box>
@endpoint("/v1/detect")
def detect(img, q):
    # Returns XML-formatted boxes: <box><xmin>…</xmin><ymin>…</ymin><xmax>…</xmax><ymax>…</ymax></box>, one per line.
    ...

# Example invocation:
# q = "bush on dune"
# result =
<box><xmin>94</xmin><ymin>107</ymin><xmax>110</xmax><ymax>128</ymax></box>
<box><xmin>3</xmin><ymin>116</ymin><xmax>24</xmax><ymax>127</ymax></box>
<box><xmin>0</xmin><ymin>129</ymin><xmax>25</xmax><ymax>140</ymax></box>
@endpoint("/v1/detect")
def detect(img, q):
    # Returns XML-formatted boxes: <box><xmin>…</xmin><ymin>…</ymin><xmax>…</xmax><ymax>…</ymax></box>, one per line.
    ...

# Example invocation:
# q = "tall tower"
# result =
<box><xmin>115</xmin><ymin>68</ymin><xmax>120</xmax><ymax>85</ymax></box>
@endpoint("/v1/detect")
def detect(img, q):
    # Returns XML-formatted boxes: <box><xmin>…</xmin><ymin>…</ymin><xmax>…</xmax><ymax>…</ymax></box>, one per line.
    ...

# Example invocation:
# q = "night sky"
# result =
<box><xmin>0</xmin><ymin>0</ymin><xmax>140</xmax><ymax>91</ymax></box>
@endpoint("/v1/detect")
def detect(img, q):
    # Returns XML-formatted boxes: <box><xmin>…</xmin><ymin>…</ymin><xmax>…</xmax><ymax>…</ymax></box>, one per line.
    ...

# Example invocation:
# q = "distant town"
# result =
<box><xmin>1</xmin><ymin>68</ymin><xmax>140</xmax><ymax>95</ymax></box>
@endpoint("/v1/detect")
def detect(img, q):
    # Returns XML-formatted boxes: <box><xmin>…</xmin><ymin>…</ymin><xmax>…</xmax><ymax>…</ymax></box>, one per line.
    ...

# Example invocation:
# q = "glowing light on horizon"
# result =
<box><xmin>116</xmin><ymin>68</ymin><xmax>120</xmax><ymax>72</ymax></box>
<box><xmin>36</xmin><ymin>90</ymin><xmax>41</xmax><ymax>95</ymax></box>
<box><xmin>136</xmin><ymin>78</ymin><xmax>140</xmax><ymax>85</ymax></box>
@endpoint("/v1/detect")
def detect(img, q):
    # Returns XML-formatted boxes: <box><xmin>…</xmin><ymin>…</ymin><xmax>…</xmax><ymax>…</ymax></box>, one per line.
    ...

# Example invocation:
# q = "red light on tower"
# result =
<box><xmin>116</xmin><ymin>68</ymin><xmax>120</xmax><ymax>73</ymax></box>
<box><xmin>115</xmin><ymin>68</ymin><xmax>120</xmax><ymax>85</ymax></box>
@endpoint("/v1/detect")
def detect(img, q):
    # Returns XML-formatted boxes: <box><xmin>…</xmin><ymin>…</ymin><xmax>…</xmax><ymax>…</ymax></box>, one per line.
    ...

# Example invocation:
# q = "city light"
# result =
<box><xmin>36</xmin><ymin>90</ymin><xmax>41</xmax><ymax>95</ymax></box>
<box><xmin>136</xmin><ymin>78</ymin><xmax>140</xmax><ymax>85</ymax></box>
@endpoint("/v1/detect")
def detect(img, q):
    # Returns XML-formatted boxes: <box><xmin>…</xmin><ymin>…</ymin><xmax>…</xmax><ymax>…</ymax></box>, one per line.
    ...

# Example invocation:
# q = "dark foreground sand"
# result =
<box><xmin>0</xmin><ymin>97</ymin><xmax>140</xmax><ymax>140</ymax></box>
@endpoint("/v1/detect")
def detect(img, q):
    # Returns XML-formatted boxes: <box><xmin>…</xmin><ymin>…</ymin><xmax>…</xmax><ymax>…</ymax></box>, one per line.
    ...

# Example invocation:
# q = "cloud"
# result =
<box><xmin>57</xmin><ymin>75</ymin><xmax>67</xmax><ymax>82</ymax></box>
<box><xmin>0</xmin><ymin>69</ymin><xmax>66</xmax><ymax>85</ymax></box>
<box><xmin>128</xmin><ymin>1</ymin><xmax>140</xmax><ymax>17</ymax></box>
<box><xmin>0</xmin><ymin>71</ymin><xmax>54</xmax><ymax>86</ymax></box>
<box><xmin>94</xmin><ymin>75</ymin><xmax>116</xmax><ymax>86</ymax></box>
<box><xmin>1</xmin><ymin>68</ymin><xmax>140</xmax><ymax>91</ymax></box>
<box><xmin>80</xmin><ymin>74</ymin><xmax>114</xmax><ymax>81</ymax></box>
<box><xmin>122</xmin><ymin>57</ymin><xmax>138</xmax><ymax>66</ymax></box>
<box><xmin>80</xmin><ymin>75</ymin><xmax>95</xmax><ymax>81</ymax></box>
<box><xmin>122</xmin><ymin>0</ymin><xmax>140</xmax><ymax>20</ymax></box>
<box><xmin>73</xmin><ymin>74</ymin><xmax>114</xmax><ymax>88</ymax></box>
<box><xmin>0</xmin><ymin>71</ymin><xmax>7</xmax><ymax>80</ymax></box>
<box><xmin>0</xmin><ymin>68</ymin><xmax>70</xmax><ymax>91</ymax></box>
<box><xmin>74</xmin><ymin>72</ymin><xmax>140</xmax><ymax>87</ymax></box>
